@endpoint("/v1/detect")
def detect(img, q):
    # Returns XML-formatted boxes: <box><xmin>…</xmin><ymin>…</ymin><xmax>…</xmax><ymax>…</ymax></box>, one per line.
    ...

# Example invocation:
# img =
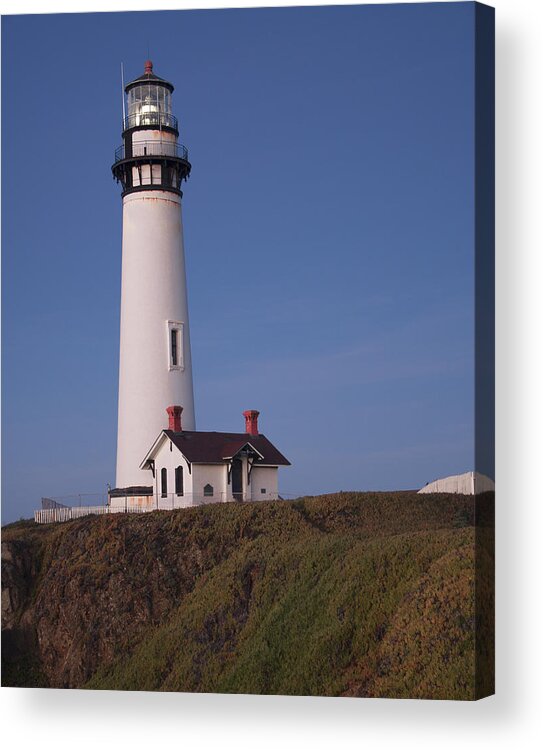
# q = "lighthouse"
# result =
<box><xmin>112</xmin><ymin>61</ymin><xmax>195</xmax><ymax>490</ymax></box>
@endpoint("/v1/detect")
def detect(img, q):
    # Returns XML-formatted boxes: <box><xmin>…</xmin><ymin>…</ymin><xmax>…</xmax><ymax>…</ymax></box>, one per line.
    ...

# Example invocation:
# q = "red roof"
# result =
<box><xmin>163</xmin><ymin>430</ymin><xmax>290</xmax><ymax>466</ymax></box>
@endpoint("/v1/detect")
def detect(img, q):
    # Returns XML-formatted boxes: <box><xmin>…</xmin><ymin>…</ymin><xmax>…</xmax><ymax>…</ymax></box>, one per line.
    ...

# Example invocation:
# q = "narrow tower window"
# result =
<box><xmin>175</xmin><ymin>466</ymin><xmax>184</xmax><ymax>496</ymax></box>
<box><xmin>171</xmin><ymin>329</ymin><xmax>178</xmax><ymax>366</ymax></box>
<box><xmin>167</xmin><ymin>321</ymin><xmax>184</xmax><ymax>371</ymax></box>
<box><xmin>161</xmin><ymin>467</ymin><xmax>168</xmax><ymax>498</ymax></box>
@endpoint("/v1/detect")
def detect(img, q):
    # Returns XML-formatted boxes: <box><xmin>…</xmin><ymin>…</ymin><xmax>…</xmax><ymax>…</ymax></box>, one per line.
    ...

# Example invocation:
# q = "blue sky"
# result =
<box><xmin>2</xmin><ymin>3</ymin><xmax>477</xmax><ymax>521</ymax></box>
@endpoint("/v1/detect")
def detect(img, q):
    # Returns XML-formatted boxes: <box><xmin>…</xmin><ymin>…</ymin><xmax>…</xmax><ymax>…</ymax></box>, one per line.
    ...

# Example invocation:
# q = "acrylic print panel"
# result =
<box><xmin>1</xmin><ymin>2</ymin><xmax>494</xmax><ymax>699</ymax></box>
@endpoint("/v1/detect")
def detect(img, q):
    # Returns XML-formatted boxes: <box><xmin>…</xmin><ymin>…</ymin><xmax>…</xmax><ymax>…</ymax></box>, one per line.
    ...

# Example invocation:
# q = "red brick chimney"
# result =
<box><xmin>243</xmin><ymin>410</ymin><xmax>260</xmax><ymax>436</ymax></box>
<box><xmin>166</xmin><ymin>405</ymin><xmax>183</xmax><ymax>432</ymax></box>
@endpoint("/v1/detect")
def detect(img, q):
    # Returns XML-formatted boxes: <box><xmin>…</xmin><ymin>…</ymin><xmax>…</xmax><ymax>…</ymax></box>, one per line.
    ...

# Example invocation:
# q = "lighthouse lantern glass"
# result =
<box><xmin>127</xmin><ymin>84</ymin><xmax>172</xmax><ymax>127</ymax></box>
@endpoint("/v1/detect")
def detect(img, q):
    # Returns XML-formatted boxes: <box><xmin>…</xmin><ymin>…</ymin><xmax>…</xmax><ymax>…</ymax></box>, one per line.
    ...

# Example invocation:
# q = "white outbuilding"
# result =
<box><xmin>418</xmin><ymin>471</ymin><xmax>495</xmax><ymax>495</ymax></box>
<box><xmin>109</xmin><ymin>407</ymin><xmax>290</xmax><ymax>510</ymax></box>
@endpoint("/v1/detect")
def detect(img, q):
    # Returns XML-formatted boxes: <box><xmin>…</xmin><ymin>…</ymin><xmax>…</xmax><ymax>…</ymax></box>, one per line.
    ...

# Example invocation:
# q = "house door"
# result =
<box><xmin>232</xmin><ymin>458</ymin><xmax>243</xmax><ymax>501</ymax></box>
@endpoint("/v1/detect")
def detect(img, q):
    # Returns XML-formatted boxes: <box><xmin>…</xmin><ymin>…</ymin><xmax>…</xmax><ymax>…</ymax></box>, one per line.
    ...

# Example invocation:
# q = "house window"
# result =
<box><xmin>261</xmin><ymin>488</ymin><xmax>266</xmax><ymax>494</ymax></box>
<box><xmin>167</xmin><ymin>321</ymin><xmax>184</xmax><ymax>371</ymax></box>
<box><xmin>203</xmin><ymin>483</ymin><xmax>214</xmax><ymax>497</ymax></box>
<box><xmin>161</xmin><ymin>467</ymin><xmax>168</xmax><ymax>498</ymax></box>
<box><xmin>175</xmin><ymin>466</ymin><xmax>184</xmax><ymax>496</ymax></box>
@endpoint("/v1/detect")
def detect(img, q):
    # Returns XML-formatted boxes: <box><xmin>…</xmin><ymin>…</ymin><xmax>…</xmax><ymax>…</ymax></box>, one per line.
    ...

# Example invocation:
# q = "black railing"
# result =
<box><xmin>114</xmin><ymin>140</ymin><xmax>189</xmax><ymax>163</ymax></box>
<box><xmin>123</xmin><ymin>112</ymin><xmax>178</xmax><ymax>131</ymax></box>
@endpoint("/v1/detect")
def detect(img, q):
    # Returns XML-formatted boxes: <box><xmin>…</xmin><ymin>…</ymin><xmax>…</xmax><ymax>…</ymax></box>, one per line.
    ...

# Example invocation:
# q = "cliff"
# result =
<box><xmin>1</xmin><ymin>492</ymin><xmax>494</xmax><ymax>698</ymax></box>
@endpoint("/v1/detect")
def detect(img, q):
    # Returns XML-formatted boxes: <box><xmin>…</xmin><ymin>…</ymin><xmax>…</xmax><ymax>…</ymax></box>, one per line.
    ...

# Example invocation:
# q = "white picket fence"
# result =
<box><xmin>34</xmin><ymin>491</ymin><xmax>284</xmax><ymax>525</ymax></box>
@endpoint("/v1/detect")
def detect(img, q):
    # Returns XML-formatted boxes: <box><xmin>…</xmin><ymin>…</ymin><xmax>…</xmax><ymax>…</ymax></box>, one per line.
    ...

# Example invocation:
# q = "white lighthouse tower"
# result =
<box><xmin>112</xmin><ymin>60</ymin><xmax>195</xmax><ymax>490</ymax></box>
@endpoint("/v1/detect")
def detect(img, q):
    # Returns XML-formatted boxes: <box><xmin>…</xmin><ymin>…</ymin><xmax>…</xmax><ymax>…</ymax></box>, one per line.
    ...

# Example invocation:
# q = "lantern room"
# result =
<box><xmin>112</xmin><ymin>60</ymin><xmax>190</xmax><ymax>196</ymax></box>
<box><xmin>123</xmin><ymin>60</ymin><xmax>177</xmax><ymax>133</ymax></box>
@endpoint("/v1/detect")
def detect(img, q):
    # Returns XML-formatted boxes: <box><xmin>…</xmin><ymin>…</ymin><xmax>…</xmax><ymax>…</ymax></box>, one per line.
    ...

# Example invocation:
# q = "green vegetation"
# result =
<box><xmin>2</xmin><ymin>492</ymin><xmax>494</xmax><ymax>699</ymax></box>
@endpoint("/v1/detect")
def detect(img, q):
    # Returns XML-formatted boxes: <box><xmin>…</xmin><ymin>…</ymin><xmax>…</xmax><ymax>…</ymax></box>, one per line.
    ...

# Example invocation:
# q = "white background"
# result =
<box><xmin>1</xmin><ymin>0</ymin><xmax>543</xmax><ymax>747</ymax></box>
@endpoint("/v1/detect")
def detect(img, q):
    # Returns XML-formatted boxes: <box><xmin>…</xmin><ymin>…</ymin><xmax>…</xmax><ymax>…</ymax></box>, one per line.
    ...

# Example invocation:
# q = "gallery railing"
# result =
<box><xmin>123</xmin><ymin>112</ymin><xmax>178</xmax><ymax>131</ymax></box>
<box><xmin>114</xmin><ymin>140</ymin><xmax>189</xmax><ymax>163</ymax></box>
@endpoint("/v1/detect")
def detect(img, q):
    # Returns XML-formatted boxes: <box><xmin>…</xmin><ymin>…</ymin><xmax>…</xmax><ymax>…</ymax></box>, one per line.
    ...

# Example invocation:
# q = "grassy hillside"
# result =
<box><xmin>1</xmin><ymin>492</ymin><xmax>494</xmax><ymax>699</ymax></box>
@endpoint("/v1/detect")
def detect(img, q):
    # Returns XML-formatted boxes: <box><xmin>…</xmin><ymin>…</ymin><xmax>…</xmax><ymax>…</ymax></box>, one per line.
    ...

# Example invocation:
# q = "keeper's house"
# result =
<box><xmin>109</xmin><ymin>406</ymin><xmax>290</xmax><ymax>510</ymax></box>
